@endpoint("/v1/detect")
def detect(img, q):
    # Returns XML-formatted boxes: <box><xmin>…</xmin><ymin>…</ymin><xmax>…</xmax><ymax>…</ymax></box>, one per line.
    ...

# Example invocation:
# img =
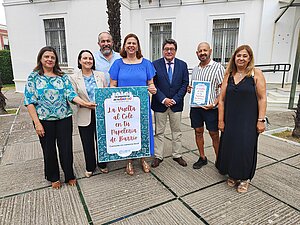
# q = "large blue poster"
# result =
<box><xmin>95</xmin><ymin>87</ymin><xmax>151</xmax><ymax>162</ymax></box>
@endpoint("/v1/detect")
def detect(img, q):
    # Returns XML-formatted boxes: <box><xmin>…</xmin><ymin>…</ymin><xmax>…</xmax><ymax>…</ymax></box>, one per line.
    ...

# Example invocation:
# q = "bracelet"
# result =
<box><xmin>257</xmin><ymin>118</ymin><xmax>266</xmax><ymax>122</ymax></box>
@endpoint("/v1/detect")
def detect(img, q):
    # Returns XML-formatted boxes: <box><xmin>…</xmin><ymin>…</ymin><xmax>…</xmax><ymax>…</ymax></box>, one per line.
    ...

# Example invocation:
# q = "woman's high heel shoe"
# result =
<box><xmin>141</xmin><ymin>159</ymin><xmax>150</xmax><ymax>173</ymax></box>
<box><xmin>126</xmin><ymin>162</ymin><xmax>134</xmax><ymax>175</ymax></box>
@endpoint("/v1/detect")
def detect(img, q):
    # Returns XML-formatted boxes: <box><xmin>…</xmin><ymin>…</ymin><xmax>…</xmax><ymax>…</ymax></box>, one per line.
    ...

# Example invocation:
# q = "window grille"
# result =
<box><xmin>44</xmin><ymin>18</ymin><xmax>68</xmax><ymax>66</ymax></box>
<box><xmin>212</xmin><ymin>18</ymin><xmax>239</xmax><ymax>66</ymax></box>
<box><xmin>150</xmin><ymin>22</ymin><xmax>172</xmax><ymax>61</ymax></box>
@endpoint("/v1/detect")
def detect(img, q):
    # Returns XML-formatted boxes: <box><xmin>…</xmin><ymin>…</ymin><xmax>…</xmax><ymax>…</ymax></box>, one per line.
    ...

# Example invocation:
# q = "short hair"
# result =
<box><xmin>98</xmin><ymin>31</ymin><xmax>113</xmax><ymax>43</ymax></box>
<box><xmin>226</xmin><ymin>45</ymin><xmax>255</xmax><ymax>77</ymax></box>
<box><xmin>120</xmin><ymin>33</ymin><xmax>143</xmax><ymax>59</ymax></box>
<box><xmin>77</xmin><ymin>50</ymin><xmax>96</xmax><ymax>70</ymax></box>
<box><xmin>162</xmin><ymin>38</ymin><xmax>177</xmax><ymax>51</ymax></box>
<box><xmin>197</xmin><ymin>42</ymin><xmax>211</xmax><ymax>51</ymax></box>
<box><xmin>33</xmin><ymin>46</ymin><xmax>63</xmax><ymax>76</ymax></box>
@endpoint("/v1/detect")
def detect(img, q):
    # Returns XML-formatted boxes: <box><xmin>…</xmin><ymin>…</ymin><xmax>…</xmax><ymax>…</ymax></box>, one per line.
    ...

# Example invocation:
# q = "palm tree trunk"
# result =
<box><xmin>106</xmin><ymin>0</ymin><xmax>121</xmax><ymax>52</ymax></box>
<box><xmin>292</xmin><ymin>92</ymin><xmax>300</xmax><ymax>138</ymax></box>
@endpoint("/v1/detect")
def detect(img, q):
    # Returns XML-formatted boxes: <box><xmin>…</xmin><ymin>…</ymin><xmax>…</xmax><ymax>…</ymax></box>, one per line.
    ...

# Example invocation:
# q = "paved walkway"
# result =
<box><xmin>0</xmin><ymin>89</ymin><xmax>299</xmax><ymax>225</ymax></box>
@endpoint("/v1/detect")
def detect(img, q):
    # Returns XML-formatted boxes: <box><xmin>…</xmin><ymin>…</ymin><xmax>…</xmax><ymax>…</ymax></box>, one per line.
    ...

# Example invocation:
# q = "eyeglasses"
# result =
<box><xmin>163</xmin><ymin>48</ymin><xmax>176</xmax><ymax>52</ymax></box>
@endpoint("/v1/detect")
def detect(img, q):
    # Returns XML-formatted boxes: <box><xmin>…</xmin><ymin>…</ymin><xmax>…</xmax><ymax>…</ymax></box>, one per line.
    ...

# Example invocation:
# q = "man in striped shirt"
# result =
<box><xmin>187</xmin><ymin>42</ymin><xmax>225</xmax><ymax>169</ymax></box>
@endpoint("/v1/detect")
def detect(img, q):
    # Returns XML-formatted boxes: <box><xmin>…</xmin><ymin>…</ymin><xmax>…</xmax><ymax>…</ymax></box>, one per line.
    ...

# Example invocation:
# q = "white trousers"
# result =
<box><xmin>154</xmin><ymin>108</ymin><xmax>182</xmax><ymax>160</ymax></box>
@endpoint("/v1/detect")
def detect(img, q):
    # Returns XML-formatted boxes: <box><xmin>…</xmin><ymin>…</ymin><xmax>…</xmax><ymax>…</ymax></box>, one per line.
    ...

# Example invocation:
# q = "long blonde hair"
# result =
<box><xmin>226</xmin><ymin>45</ymin><xmax>254</xmax><ymax>77</ymax></box>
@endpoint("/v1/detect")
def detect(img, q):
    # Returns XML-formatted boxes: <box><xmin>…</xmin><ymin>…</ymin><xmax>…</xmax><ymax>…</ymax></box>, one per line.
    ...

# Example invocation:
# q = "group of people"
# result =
<box><xmin>24</xmin><ymin>31</ymin><xmax>266</xmax><ymax>193</ymax></box>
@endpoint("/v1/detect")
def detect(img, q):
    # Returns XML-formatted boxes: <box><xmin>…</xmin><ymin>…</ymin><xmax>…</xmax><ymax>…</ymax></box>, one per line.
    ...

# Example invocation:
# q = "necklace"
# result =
<box><xmin>237</xmin><ymin>71</ymin><xmax>245</xmax><ymax>79</ymax></box>
<box><xmin>239</xmin><ymin>72</ymin><xmax>243</xmax><ymax>79</ymax></box>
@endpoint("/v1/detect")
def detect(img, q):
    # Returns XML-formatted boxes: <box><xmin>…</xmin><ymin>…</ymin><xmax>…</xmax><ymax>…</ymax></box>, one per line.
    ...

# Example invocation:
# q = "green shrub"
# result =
<box><xmin>0</xmin><ymin>50</ymin><xmax>14</xmax><ymax>85</ymax></box>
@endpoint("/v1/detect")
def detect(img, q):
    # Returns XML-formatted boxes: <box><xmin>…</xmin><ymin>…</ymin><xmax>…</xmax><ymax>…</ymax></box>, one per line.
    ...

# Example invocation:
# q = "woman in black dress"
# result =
<box><xmin>216</xmin><ymin>45</ymin><xmax>267</xmax><ymax>193</ymax></box>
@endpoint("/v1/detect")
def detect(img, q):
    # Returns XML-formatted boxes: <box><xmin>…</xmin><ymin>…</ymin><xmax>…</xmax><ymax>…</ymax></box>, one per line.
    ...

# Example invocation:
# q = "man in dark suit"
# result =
<box><xmin>151</xmin><ymin>38</ymin><xmax>189</xmax><ymax>168</ymax></box>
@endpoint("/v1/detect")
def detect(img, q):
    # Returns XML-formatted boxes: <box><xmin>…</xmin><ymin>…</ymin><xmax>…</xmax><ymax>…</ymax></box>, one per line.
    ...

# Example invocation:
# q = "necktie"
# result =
<box><xmin>167</xmin><ymin>62</ymin><xmax>173</xmax><ymax>84</ymax></box>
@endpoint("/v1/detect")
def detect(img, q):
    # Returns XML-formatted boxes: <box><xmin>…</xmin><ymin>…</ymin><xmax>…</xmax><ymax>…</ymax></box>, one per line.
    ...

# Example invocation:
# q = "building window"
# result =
<box><xmin>212</xmin><ymin>18</ymin><xmax>239</xmax><ymax>66</ymax></box>
<box><xmin>150</xmin><ymin>22</ymin><xmax>172</xmax><ymax>61</ymax></box>
<box><xmin>3</xmin><ymin>36</ymin><xmax>9</xmax><ymax>50</ymax></box>
<box><xmin>44</xmin><ymin>18</ymin><xmax>68</xmax><ymax>66</ymax></box>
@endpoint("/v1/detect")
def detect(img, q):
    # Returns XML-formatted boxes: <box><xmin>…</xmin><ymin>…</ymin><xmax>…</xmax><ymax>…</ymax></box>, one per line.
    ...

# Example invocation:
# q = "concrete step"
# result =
<box><xmin>266</xmin><ymin>85</ymin><xmax>299</xmax><ymax>110</ymax></box>
<box><xmin>267</xmin><ymin>91</ymin><xmax>299</xmax><ymax>102</ymax></box>
<box><xmin>267</xmin><ymin>97</ymin><xmax>298</xmax><ymax>109</ymax></box>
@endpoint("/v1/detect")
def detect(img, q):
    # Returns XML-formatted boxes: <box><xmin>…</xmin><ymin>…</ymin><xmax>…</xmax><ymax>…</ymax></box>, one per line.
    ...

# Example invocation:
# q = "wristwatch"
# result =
<box><xmin>212</xmin><ymin>103</ymin><xmax>216</xmax><ymax>107</ymax></box>
<box><xmin>257</xmin><ymin>118</ymin><xmax>266</xmax><ymax>122</ymax></box>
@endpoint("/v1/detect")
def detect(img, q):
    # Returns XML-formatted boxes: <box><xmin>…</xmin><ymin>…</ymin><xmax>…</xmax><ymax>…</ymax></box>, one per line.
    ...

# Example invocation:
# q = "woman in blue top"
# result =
<box><xmin>109</xmin><ymin>33</ymin><xmax>157</xmax><ymax>175</ymax></box>
<box><xmin>24</xmin><ymin>46</ymin><xmax>96</xmax><ymax>189</ymax></box>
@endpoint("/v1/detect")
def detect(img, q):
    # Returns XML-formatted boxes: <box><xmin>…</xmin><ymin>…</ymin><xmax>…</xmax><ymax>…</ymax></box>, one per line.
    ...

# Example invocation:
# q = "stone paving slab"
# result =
<box><xmin>266</xmin><ymin>111</ymin><xmax>295</xmax><ymax>129</ymax></box>
<box><xmin>73</xmin><ymin>151</ymin><xmax>125</xmax><ymax>179</ymax></box>
<box><xmin>73</xmin><ymin>147</ymin><xmax>153</xmax><ymax>179</ymax></box>
<box><xmin>165</xmin><ymin>129</ymin><xmax>212</xmax><ymax>152</ymax></box>
<box><xmin>0</xmin><ymin>159</ymin><xmax>48</xmax><ymax>198</ymax></box>
<box><xmin>0</xmin><ymin>116</ymin><xmax>15</xmax><ymax>132</ymax></box>
<box><xmin>258</xmin><ymin>135</ymin><xmax>300</xmax><ymax>160</ymax></box>
<box><xmin>181</xmin><ymin>117</ymin><xmax>191</xmax><ymax>127</ymax></box>
<box><xmin>1</xmin><ymin>141</ymin><xmax>43</xmax><ymax>165</ymax></box>
<box><xmin>191</xmin><ymin>147</ymin><xmax>277</xmax><ymax>169</ymax></box>
<box><xmin>78</xmin><ymin>169</ymin><xmax>174</xmax><ymax>224</ymax></box>
<box><xmin>161</xmin><ymin>121</ymin><xmax>193</xmax><ymax>135</ymax></box>
<box><xmin>151</xmin><ymin>152</ymin><xmax>224</xmax><ymax>196</ymax></box>
<box><xmin>2</xmin><ymin>137</ymin><xmax>83</xmax><ymax>165</ymax></box>
<box><xmin>191</xmin><ymin>146</ymin><xmax>217</xmax><ymax>163</ymax></box>
<box><xmin>6</xmin><ymin>130</ymin><xmax>39</xmax><ymax>145</ymax></box>
<box><xmin>256</xmin><ymin>153</ymin><xmax>277</xmax><ymax>169</ymax></box>
<box><xmin>252</xmin><ymin>163</ymin><xmax>300</xmax><ymax>209</ymax></box>
<box><xmin>113</xmin><ymin>200</ymin><xmax>204</xmax><ymax>225</ymax></box>
<box><xmin>182</xmin><ymin>182</ymin><xmax>300</xmax><ymax>225</ymax></box>
<box><xmin>0</xmin><ymin>186</ymin><xmax>88</xmax><ymax>225</ymax></box>
<box><xmin>282</xmin><ymin>154</ymin><xmax>300</xmax><ymax>169</ymax></box>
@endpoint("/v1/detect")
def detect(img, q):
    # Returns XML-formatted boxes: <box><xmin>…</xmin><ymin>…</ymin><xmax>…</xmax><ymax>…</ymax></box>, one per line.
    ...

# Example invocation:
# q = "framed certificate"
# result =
<box><xmin>95</xmin><ymin>86</ymin><xmax>151</xmax><ymax>162</ymax></box>
<box><xmin>189</xmin><ymin>81</ymin><xmax>211</xmax><ymax>107</ymax></box>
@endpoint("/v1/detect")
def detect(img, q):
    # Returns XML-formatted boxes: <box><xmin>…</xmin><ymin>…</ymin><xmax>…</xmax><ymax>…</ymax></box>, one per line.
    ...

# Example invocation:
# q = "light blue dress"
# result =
<box><xmin>109</xmin><ymin>58</ymin><xmax>156</xmax><ymax>155</ymax></box>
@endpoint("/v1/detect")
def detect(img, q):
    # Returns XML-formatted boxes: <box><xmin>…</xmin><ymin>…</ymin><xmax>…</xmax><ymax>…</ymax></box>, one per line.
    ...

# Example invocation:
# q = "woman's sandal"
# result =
<box><xmin>126</xmin><ymin>162</ymin><xmax>134</xmax><ymax>175</ymax></box>
<box><xmin>237</xmin><ymin>180</ymin><xmax>250</xmax><ymax>193</ymax></box>
<box><xmin>227</xmin><ymin>178</ymin><xmax>238</xmax><ymax>187</ymax></box>
<box><xmin>85</xmin><ymin>171</ymin><xmax>93</xmax><ymax>178</ymax></box>
<box><xmin>100</xmin><ymin>167</ymin><xmax>109</xmax><ymax>174</ymax></box>
<box><xmin>141</xmin><ymin>160</ymin><xmax>150</xmax><ymax>173</ymax></box>
<box><xmin>68</xmin><ymin>179</ymin><xmax>77</xmax><ymax>186</ymax></box>
<box><xmin>51</xmin><ymin>181</ymin><xmax>61</xmax><ymax>189</ymax></box>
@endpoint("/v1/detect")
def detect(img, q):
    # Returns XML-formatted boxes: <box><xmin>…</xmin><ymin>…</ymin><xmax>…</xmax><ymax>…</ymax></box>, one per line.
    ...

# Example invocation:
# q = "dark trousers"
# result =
<box><xmin>78</xmin><ymin>110</ymin><xmax>106</xmax><ymax>172</ymax></box>
<box><xmin>38</xmin><ymin>116</ymin><xmax>75</xmax><ymax>183</ymax></box>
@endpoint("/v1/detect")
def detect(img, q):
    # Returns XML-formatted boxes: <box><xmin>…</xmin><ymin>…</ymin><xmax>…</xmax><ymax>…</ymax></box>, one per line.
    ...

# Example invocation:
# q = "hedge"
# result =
<box><xmin>0</xmin><ymin>50</ymin><xmax>14</xmax><ymax>85</ymax></box>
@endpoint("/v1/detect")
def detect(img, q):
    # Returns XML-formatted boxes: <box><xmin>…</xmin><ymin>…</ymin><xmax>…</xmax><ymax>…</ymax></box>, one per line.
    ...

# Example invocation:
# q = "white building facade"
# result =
<box><xmin>3</xmin><ymin>0</ymin><xmax>300</xmax><ymax>92</ymax></box>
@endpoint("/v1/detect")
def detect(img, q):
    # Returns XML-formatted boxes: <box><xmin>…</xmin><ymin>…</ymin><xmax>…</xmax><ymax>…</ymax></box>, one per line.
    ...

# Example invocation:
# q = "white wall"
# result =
<box><xmin>129</xmin><ymin>0</ymin><xmax>263</xmax><ymax>69</ymax></box>
<box><xmin>3</xmin><ymin>0</ymin><xmax>300</xmax><ymax>92</ymax></box>
<box><xmin>4</xmin><ymin>0</ymin><xmax>108</xmax><ymax>92</ymax></box>
<box><xmin>257</xmin><ymin>0</ymin><xmax>300</xmax><ymax>83</ymax></box>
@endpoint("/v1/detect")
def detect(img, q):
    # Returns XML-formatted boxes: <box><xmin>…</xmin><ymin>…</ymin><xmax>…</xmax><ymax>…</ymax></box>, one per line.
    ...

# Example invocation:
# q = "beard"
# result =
<box><xmin>101</xmin><ymin>46</ymin><xmax>112</xmax><ymax>56</ymax></box>
<box><xmin>199</xmin><ymin>54</ymin><xmax>210</xmax><ymax>62</ymax></box>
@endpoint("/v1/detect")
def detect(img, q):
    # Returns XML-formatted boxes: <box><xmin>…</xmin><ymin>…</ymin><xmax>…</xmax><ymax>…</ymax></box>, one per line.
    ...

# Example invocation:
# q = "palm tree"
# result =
<box><xmin>106</xmin><ymin>0</ymin><xmax>121</xmax><ymax>52</ymax></box>
<box><xmin>292</xmin><ymin>93</ymin><xmax>300</xmax><ymax>138</ymax></box>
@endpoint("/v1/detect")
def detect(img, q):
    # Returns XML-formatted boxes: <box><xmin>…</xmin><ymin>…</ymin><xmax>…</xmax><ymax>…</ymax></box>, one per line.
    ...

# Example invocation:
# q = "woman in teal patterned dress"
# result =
<box><xmin>24</xmin><ymin>46</ymin><xmax>96</xmax><ymax>189</ymax></box>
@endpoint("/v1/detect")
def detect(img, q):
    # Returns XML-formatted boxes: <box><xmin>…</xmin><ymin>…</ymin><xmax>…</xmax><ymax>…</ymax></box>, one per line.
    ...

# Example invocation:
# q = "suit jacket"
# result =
<box><xmin>69</xmin><ymin>70</ymin><xmax>107</xmax><ymax>126</ymax></box>
<box><xmin>151</xmin><ymin>57</ymin><xmax>189</xmax><ymax>112</ymax></box>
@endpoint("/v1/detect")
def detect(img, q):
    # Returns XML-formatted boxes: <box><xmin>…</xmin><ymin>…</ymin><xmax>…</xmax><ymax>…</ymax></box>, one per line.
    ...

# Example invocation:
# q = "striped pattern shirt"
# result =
<box><xmin>190</xmin><ymin>60</ymin><xmax>225</xmax><ymax>106</ymax></box>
